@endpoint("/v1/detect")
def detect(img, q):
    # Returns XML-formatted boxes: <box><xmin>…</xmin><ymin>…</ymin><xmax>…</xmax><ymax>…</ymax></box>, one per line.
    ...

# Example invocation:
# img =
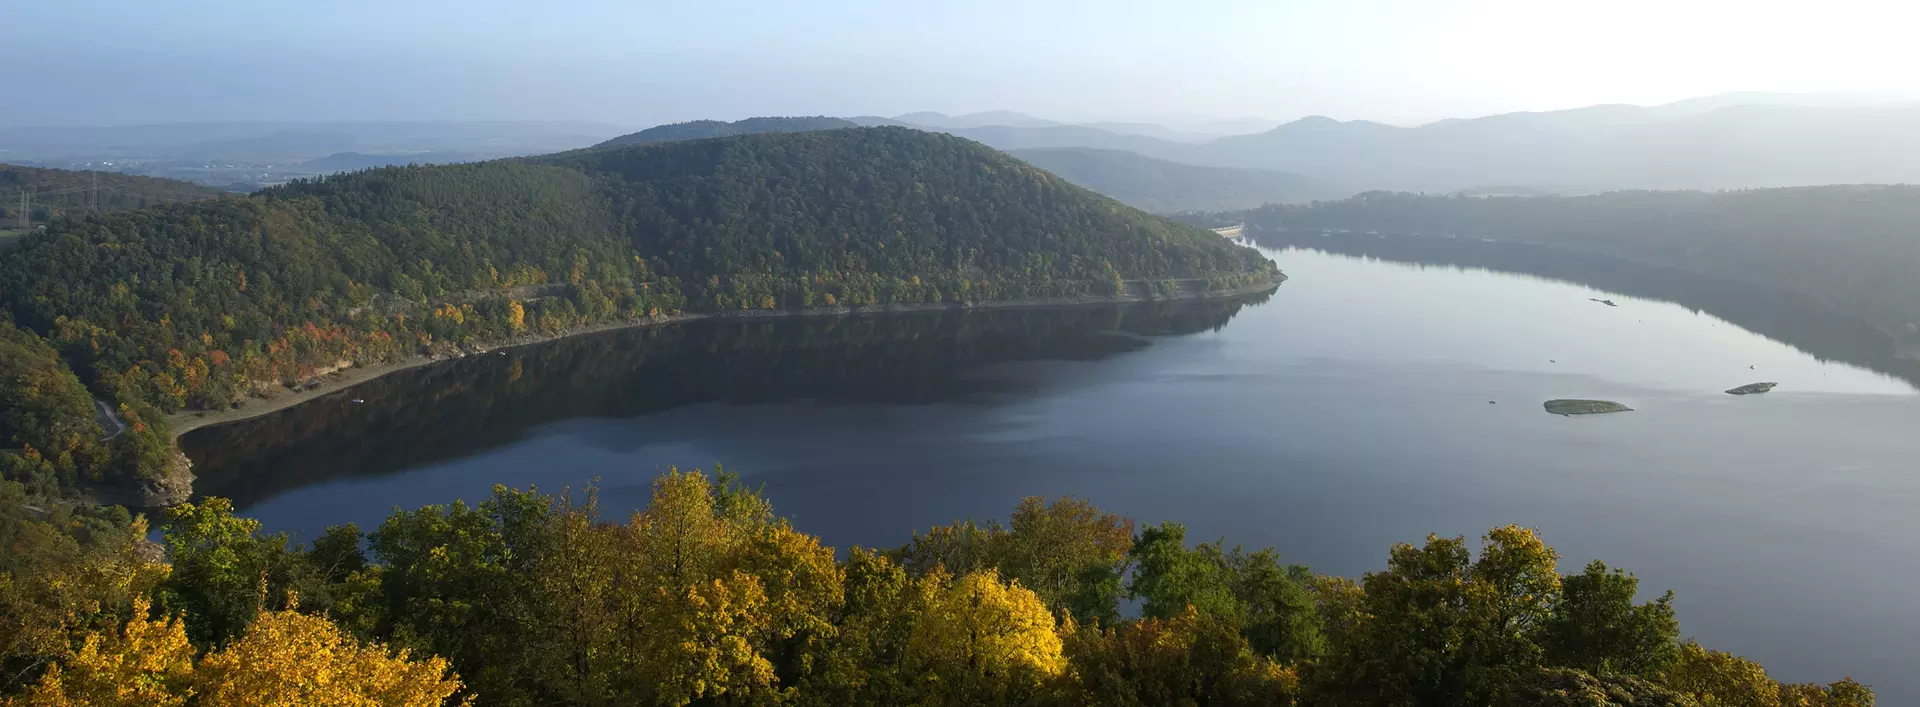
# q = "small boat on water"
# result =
<box><xmin>1588</xmin><ymin>298</ymin><xmax>1618</xmax><ymax>307</ymax></box>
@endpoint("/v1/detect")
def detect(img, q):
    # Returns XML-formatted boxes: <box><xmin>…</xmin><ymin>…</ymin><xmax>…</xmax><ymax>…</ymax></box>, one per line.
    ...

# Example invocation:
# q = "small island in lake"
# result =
<box><xmin>1543</xmin><ymin>399</ymin><xmax>1633</xmax><ymax>415</ymax></box>
<box><xmin>1725</xmin><ymin>382</ymin><xmax>1778</xmax><ymax>395</ymax></box>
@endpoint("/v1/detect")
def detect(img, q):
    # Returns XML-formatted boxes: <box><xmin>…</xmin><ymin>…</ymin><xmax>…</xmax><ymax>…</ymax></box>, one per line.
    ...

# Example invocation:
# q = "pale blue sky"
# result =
<box><xmin>8</xmin><ymin>0</ymin><xmax>1914</xmax><ymax>127</ymax></box>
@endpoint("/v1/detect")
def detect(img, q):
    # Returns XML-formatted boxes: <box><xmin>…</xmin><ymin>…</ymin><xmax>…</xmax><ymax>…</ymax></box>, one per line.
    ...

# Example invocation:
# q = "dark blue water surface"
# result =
<box><xmin>184</xmin><ymin>245</ymin><xmax>1920</xmax><ymax>701</ymax></box>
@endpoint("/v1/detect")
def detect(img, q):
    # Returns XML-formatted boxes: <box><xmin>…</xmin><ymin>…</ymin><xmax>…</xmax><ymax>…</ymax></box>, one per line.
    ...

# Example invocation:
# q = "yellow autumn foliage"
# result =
<box><xmin>7</xmin><ymin>602</ymin><xmax>463</xmax><ymax>707</ymax></box>
<box><xmin>196</xmin><ymin>608</ymin><xmax>463</xmax><ymax>706</ymax></box>
<box><xmin>505</xmin><ymin>301</ymin><xmax>525</xmax><ymax>332</ymax></box>
<box><xmin>903</xmin><ymin>569</ymin><xmax>1064</xmax><ymax>703</ymax></box>
<box><xmin>8</xmin><ymin>598</ymin><xmax>193</xmax><ymax>707</ymax></box>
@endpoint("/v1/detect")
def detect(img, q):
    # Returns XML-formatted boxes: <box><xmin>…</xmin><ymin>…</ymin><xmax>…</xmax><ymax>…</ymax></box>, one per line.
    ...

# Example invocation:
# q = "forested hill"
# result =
<box><xmin>1009</xmin><ymin>147</ymin><xmax>1338</xmax><ymax>213</ymax></box>
<box><xmin>1246</xmin><ymin>187</ymin><xmax>1920</xmax><ymax>342</ymax></box>
<box><xmin>0</xmin><ymin>126</ymin><xmax>1275</xmax><ymax>496</ymax></box>
<box><xmin>1</xmin><ymin>164</ymin><xmax>224</xmax><ymax>224</ymax></box>
<box><xmin>594</xmin><ymin>116</ymin><xmax>859</xmax><ymax>147</ymax></box>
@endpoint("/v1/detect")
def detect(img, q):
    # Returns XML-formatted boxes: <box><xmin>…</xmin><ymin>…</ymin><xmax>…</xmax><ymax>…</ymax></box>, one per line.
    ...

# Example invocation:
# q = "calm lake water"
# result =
<box><xmin>184</xmin><ymin>244</ymin><xmax>1920</xmax><ymax>701</ymax></box>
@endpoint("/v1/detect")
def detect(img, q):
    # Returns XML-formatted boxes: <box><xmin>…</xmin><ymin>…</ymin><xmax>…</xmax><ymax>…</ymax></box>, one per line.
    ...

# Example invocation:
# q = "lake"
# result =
<box><xmin>183</xmin><ymin>243</ymin><xmax>1920</xmax><ymax>702</ymax></box>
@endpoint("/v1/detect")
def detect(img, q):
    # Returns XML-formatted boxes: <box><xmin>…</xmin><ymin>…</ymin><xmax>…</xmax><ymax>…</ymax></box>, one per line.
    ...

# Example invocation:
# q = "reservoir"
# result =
<box><xmin>184</xmin><ymin>243</ymin><xmax>1920</xmax><ymax>702</ymax></box>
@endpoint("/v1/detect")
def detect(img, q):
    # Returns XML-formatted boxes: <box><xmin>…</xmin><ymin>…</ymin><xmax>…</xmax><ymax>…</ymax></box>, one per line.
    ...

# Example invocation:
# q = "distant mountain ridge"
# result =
<box><xmin>860</xmin><ymin>94</ymin><xmax>1920</xmax><ymax>193</ymax></box>
<box><xmin>889</xmin><ymin>111</ymin><xmax>1059</xmax><ymax>129</ymax></box>
<box><xmin>1207</xmin><ymin>101</ymin><xmax>1920</xmax><ymax>191</ymax></box>
<box><xmin>595</xmin><ymin>116</ymin><xmax>859</xmax><ymax>148</ymax></box>
<box><xmin>1008</xmin><ymin>147</ymin><xmax>1338</xmax><ymax>213</ymax></box>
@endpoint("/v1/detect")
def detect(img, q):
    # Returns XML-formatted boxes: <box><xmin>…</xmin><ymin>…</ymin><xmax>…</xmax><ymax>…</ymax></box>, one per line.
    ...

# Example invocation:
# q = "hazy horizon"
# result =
<box><xmin>9</xmin><ymin>0</ymin><xmax>1917</xmax><ymax>129</ymax></box>
<box><xmin>7</xmin><ymin>88</ymin><xmax>1915</xmax><ymax>133</ymax></box>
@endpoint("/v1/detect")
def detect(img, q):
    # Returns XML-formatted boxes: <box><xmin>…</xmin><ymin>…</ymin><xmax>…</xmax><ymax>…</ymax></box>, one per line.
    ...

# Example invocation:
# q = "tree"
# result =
<box><xmin>793</xmin><ymin>548</ymin><xmax>916</xmax><ymax>706</ymax></box>
<box><xmin>1661</xmin><ymin>641</ymin><xmax>1874</xmax><ymax>707</ymax></box>
<box><xmin>1308</xmin><ymin>525</ymin><xmax>1560</xmax><ymax>706</ymax></box>
<box><xmin>6</xmin><ymin>599</ymin><xmax>462</xmax><ymax>707</ymax></box>
<box><xmin>157</xmin><ymin>498</ymin><xmax>291</xmax><ymax>646</ymax></box>
<box><xmin>1125</xmin><ymin>522</ymin><xmax>1324</xmax><ymax>666</ymax></box>
<box><xmin>3</xmin><ymin>598</ymin><xmax>194</xmax><ymax>707</ymax></box>
<box><xmin>894</xmin><ymin>518</ymin><xmax>1006</xmax><ymax>578</ymax></box>
<box><xmin>1127</xmin><ymin>522</ymin><xmax>1239</xmax><ymax>622</ymax></box>
<box><xmin>369</xmin><ymin>487</ymin><xmax>548</xmax><ymax>704</ymax></box>
<box><xmin>1060</xmin><ymin>606</ymin><xmax>1299</xmax><ymax>707</ymax></box>
<box><xmin>1543</xmin><ymin>561</ymin><xmax>1679</xmax><ymax>678</ymax></box>
<box><xmin>1501</xmin><ymin>667</ymin><xmax>1694</xmax><ymax>707</ymax></box>
<box><xmin>997</xmin><ymin>496</ymin><xmax>1133</xmax><ymax>625</ymax></box>
<box><xmin>1661</xmin><ymin>641</ymin><xmax>1781</xmax><ymax>707</ymax></box>
<box><xmin>902</xmin><ymin>569</ymin><xmax>1064</xmax><ymax>706</ymax></box>
<box><xmin>195</xmin><ymin>606</ymin><xmax>464</xmax><ymax>706</ymax></box>
<box><xmin>634</xmin><ymin>570</ymin><xmax>778</xmax><ymax>706</ymax></box>
<box><xmin>0</xmin><ymin>488</ymin><xmax>167</xmax><ymax>694</ymax></box>
<box><xmin>1225</xmin><ymin>549</ymin><xmax>1323</xmax><ymax>664</ymax></box>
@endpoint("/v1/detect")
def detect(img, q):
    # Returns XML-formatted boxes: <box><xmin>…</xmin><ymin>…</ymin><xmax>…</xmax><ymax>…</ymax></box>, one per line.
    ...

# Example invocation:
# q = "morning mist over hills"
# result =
<box><xmin>11</xmin><ymin>90</ymin><xmax>1918</xmax><ymax>203</ymax></box>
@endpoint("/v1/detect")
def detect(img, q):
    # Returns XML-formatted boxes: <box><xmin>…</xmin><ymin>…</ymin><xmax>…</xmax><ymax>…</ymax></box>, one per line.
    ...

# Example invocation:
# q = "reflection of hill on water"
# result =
<box><xmin>1256</xmin><ymin>230</ymin><xmax>1920</xmax><ymax>389</ymax></box>
<box><xmin>184</xmin><ymin>298</ymin><xmax>1266</xmax><ymax>509</ymax></box>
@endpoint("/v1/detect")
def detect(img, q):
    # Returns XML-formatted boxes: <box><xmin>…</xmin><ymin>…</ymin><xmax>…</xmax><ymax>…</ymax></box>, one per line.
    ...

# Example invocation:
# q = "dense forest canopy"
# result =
<box><xmin>0</xmin><ymin>164</ymin><xmax>224</xmax><ymax>226</ymax></box>
<box><xmin>1246</xmin><ymin>187</ymin><xmax>1920</xmax><ymax>343</ymax></box>
<box><xmin>0</xmin><ymin>128</ymin><xmax>1275</xmax><ymax>493</ymax></box>
<box><xmin>594</xmin><ymin>117</ymin><xmax>861</xmax><ymax>148</ymax></box>
<box><xmin>0</xmin><ymin>468</ymin><xmax>1872</xmax><ymax>706</ymax></box>
<box><xmin>1007</xmin><ymin>147</ymin><xmax>1337</xmax><ymax>213</ymax></box>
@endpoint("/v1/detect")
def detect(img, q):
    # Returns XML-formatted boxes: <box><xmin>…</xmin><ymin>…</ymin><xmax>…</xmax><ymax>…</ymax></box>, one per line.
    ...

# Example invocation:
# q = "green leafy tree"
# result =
<box><xmin>1307</xmin><ymin>525</ymin><xmax>1560</xmax><ymax>706</ymax></box>
<box><xmin>997</xmin><ymin>496</ymin><xmax>1134</xmax><ymax>625</ymax></box>
<box><xmin>1127</xmin><ymin>522</ymin><xmax>1240</xmax><ymax>622</ymax></box>
<box><xmin>157</xmin><ymin>498</ymin><xmax>295</xmax><ymax>647</ymax></box>
<box><xmin>1543</xmin><ymin>561</ymin><xmax>1679</xmax><ymax>678</ymax></box>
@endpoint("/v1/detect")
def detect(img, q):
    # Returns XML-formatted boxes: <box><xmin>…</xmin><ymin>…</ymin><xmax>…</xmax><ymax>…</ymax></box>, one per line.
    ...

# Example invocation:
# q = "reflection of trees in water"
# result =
<box><xmin>186</xmin><ymin>298</ymin><xmax>1266</xmax><ymax>509</ymax></box>
<box><xmin>1256</xmin><ymin>231</ymin><xmax>1920</xmax><ymax>389</ymax></box>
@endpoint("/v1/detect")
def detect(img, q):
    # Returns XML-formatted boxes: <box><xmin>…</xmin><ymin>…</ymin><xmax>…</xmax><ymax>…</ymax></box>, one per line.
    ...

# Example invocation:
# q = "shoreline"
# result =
<box><xmin>1256</xmin><ymin>228</ymin><xmax>1920</xmax><ymax>354</ymax></box>
<box><xmin>165</xmin><ymin>281</ymin><xmax>1280</xmax><ymax>438</ymax></box>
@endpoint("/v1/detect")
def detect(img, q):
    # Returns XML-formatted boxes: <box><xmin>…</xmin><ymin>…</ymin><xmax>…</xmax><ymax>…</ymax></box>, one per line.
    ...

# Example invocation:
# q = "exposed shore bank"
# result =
<box><xmin>165</xmin><ymin>280</ymin><xmax>1282</xmax><ymax>439</ymax></box>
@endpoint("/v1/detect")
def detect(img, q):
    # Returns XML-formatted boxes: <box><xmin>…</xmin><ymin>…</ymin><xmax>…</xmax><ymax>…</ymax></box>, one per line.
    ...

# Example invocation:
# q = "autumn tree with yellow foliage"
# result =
<box><xmin>5</xmin><ymin>598</ymin><xmax>460</xmax><ymax>707</ymax></box>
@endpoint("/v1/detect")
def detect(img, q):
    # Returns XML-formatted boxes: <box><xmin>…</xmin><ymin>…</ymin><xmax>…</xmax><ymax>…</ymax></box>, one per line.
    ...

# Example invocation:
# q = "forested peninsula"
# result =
<box><xmin>1244</xmin><ymin>187</ymin><xmax>1920</xmax><ymax>346</ymax></box>
<box><xmin>0</xmin><ymin>127</ymin><xmax>1277</xmax><ymax>503</ymax></box>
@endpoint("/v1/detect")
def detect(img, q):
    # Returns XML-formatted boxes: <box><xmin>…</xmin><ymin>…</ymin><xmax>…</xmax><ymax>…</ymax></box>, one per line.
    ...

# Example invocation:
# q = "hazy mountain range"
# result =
<box><xmin>0</xmin><ymin>121</ymin><xmax>626</xmax><ymax>164</ymax></box>
<box><xmin>10</xmin><ymin>92</ymin><xmax>1920</xmax><ymax>197</ymax></box>
<box><xmin>1007</xmin><ymin>148</ymin><xmax>1333</xmax><ymax>212</ymax></box>
<box><xmin>864</xmin><ymin>93</ymin><xmax>1920</xmax><ymax>194</ymax></box>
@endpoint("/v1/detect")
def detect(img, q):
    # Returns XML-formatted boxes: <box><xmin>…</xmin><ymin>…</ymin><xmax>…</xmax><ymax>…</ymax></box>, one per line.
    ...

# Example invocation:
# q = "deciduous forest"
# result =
<box><xmin>0</xmin><ymin>469</ymin><xmax>1872</xmax><ymax>706</ymax></box>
